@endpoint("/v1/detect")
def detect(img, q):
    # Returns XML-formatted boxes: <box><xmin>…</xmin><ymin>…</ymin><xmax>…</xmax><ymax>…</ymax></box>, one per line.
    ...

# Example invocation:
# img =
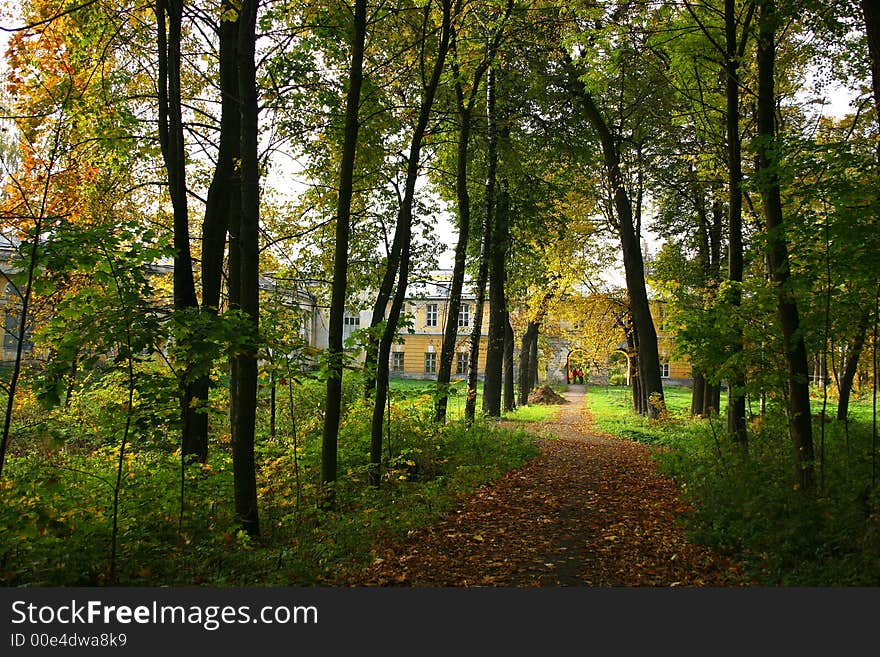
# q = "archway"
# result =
<box><xmin>566</xmin><ymin>347</ymin><xmax>589</xmax><ymax>384</ymax></box>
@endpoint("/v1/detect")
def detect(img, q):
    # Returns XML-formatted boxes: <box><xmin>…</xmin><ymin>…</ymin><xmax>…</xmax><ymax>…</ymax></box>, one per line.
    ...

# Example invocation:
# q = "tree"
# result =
<box><xmin>155</xmin><ymin>0</ymin><xmax>205</xmax><ymax>462</ymax></box>
<box><xmin>434</xmin><ymin>0</ymin><xmax>514</xmax><ymax>424</ymax></box>
<box><xmin>754</xmin><ymin>0</ymin><xmax>813</xmax><ymax>489</ymax></box>
<box><xmin>321</xmin><ymin>0</ymin><xmax>368</xmax><ymax>503</ymax></box>
<box><xmin>564</xmin><ymin>61</ymin><xmax>666</xmax><ymax>419</ymax></box>
<box><xmin>229</xmin><ymin>0</ymin><xmax>261</xmax><ymax>535</ymax></box>
<box><xmin>369</xmin><ymin>0</ymin><xmax>454</xmax><ymax>483</ymax></box>
<box><xmin>683</xmin><ymin>0</ymin><xmax>756</xmax><ymax>443</ymax></box>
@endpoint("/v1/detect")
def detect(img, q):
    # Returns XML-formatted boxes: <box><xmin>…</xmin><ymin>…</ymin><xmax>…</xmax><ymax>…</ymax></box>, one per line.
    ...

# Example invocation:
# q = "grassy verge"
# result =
<box><xmin>0</xmin><ymin>374</ymin><xmax>539</xmax><ymax>586</ymax></box>
<box><xmin>584</xmin><ymin>384</ymin><xmax>880</xmax><ymax>586</ymax></box>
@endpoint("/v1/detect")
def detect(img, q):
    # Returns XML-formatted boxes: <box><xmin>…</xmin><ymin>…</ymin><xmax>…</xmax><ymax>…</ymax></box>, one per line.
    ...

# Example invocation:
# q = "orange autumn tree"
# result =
<box><xmin>0</xmin><ymin>0</ymin><xmax>160</xmax><ymax>477</ymax></box>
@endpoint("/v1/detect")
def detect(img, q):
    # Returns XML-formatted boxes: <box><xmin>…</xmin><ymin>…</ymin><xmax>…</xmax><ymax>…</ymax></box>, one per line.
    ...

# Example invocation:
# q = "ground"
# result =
<box><xmin>343</xmin><ymin>386</ymin><xmax>748</xmax><ymax>587</ymax></box>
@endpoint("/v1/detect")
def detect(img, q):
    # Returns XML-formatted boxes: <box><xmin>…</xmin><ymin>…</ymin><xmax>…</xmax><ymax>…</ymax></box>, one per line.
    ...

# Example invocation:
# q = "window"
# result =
<box><xmin>342</xmin><ymin>311</ymin><xmax>360</xmax><ymax>341</ymax></box>
<box><xmin>426</xmin><ymin>303</ymin><xmax>438</xmax><ymax>327</ymax></box>
<box><xmin>392</xmin><ymin>352</ymin><xmax>404</xmax><ymax>372</ymax></box>
<box><xmin>661</xmin><ymin>363</ymin><xmax>670</xmax><ymax>378</ymax></box>
<box><xmin>424</xmin><ymin>352</ymin><xmax>437</xmax><ymax>373</ymax></box>
<box><xmin>458</xmin><ymin>303</ymin><xmax>470</xmax><ymax>328</ymax></box>
<box><xmin>456</xmin><ymin>352</ymin><xmax>468</xmax><ymax>375</ymax></box>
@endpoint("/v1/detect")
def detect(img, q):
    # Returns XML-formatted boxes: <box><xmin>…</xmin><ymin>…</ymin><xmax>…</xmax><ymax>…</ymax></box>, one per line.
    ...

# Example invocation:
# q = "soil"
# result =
<box><xmin>341</xmin><ymin>386</ymin><xmax>748</xmax><ymax>587</ymax></box>
<box><xmin>527</xmin><ymin>384</ymin><xmax>569</xmax><ymax>405</ymax></box>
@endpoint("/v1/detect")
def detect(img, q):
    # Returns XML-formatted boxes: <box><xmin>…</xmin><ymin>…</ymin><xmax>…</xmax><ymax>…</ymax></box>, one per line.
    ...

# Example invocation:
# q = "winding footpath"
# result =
<box><xmin>345</xmin><ymin>386</ymin><xmax>746</xmax><ymax>587</ymax></box>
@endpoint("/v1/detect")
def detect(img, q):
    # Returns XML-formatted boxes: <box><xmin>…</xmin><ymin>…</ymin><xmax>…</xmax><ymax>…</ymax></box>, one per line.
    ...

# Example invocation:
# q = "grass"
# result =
<box><xmin>0</xmin><ymin>373</ymin><xmax>540</xmax><ymax>586</ymax></box>
<box><xmin>584</xmin><ymin>383</ymin><xmax>880</xmax><ymax>586</ymax></box>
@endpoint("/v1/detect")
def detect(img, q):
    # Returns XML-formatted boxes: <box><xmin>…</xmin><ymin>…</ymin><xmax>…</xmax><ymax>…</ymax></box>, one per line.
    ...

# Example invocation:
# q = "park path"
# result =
<box><xmin>343</xmin><ymin>386</ymin><xmax>745</xmax><ymax>587</ymax></box>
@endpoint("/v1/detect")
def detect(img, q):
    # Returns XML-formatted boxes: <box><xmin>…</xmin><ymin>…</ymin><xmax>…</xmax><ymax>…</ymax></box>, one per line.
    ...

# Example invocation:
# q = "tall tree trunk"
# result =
<box><xmin>465</xmin><ymin>66</ymin><xmax>499</xmax><ymax>423</ymax></box>
<box><xmin>439</xmin><ymin>3</ymin><xmax>516</xmax><ymax>423</ymax></box>
<box><xmin>321</xmin><ymin>0</ymin><xmax>367</xmax><ymax>503</ymax></box>
<box><xmin>483</xmin><ymin>176</ymin><xmax>508</xmax><ymax>417</ymax></box>
<box><xmin>202</xmin><ymin>4</ymin><xmax>240</xmax><ymax>312</ymax></box>
<box><xmin>567</xmin><ymin>67</ymin><xmax>664</xmax><ymax>418</ymax></box>
<box><xmin>625</xmin><ymin>327</ymin><xmax>642</xmax><ymax>413</ymax></box>
<box><xmin>370</xmin><ymin>0</ymin><xmax>452</xmax><ymax>484</ymax></box>
<box><xmin>435</xmin><ymin>33</ymin><xmax>474</xmax><ymax>424</ymax></box>
<box><xmin>503</xmin><ymin>313</ymin><xmax>515</xmax><ymax>412</ymax></box>
<box><xmin>156</xmin><ymin>0</ymin><xmax>204</xmax><ymax>462</ymax></box>
<box><xmin>691</xmin><ymin>370</ymin><xmax>706</xmax><ymax>416</ymax></box>
<box><xmin>756</xmin><ymin>0</ymin><xmax>813</xmax><ymax>490</ymax></box>
<box><xmin>724</xmin><ymin>0</ymin><xmax>751</xmax><ymax>447</ymax></box>
<box><xmin>862</xmin><ymin>0</ymin><xmax>880</xmax><ymax>164</ymax></box>
<box><xmin>691</xmin><ymin>166</ymin><xmax>710</xmax><ymax>418</ymax></box>
<box><xmin>518</xmin><ymin>321</ymin><xmax>539</xmax><ymax>406</ymax></box>
<box><xmin>230</xmin><ymin>0</ymin><xmax>260</xmax><ymax>535</ymax></box>
<box><xmin>705</xmin><ymin>198</ymin><xmax>724</xmax><ymax>418</ymax></box>
<box><xmin>182</xmin><ymin>3</ymin><xmax>243</xmax><ymax>464</ymax></box>
<box><xmin>843</xmin><ymin>0</ymin><xmax>880</xmax><ymax>422</ymax></box>
<box><xmin>529</xmin><ymin>328</ymin><xmax>539</xmax><ymax>388</ymax></box>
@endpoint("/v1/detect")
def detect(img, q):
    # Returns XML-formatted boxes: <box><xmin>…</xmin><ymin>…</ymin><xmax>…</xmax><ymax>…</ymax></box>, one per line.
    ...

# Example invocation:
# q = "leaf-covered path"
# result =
<box><xmin>344</xmin><ymin>387</ymin><xmax>747</xmax><ymax>587</ymax></box>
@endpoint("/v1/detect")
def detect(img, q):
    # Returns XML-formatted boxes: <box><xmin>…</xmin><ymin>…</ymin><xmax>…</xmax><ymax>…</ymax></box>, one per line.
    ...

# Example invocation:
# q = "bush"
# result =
<box><xmin>584</xmin><ymin>385</ymin><xmax>880</xmax><ymax>586</ymax></box>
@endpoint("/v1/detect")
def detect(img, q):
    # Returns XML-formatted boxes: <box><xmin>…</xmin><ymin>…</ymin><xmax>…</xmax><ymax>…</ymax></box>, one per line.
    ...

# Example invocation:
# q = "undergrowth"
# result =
<box><xmin>585</xmin><ymin>384</ymin><xmax>880</xmax><ymax>586</ymax></box>
<box><xmin>0</xmin><ymin>373</ymin><xmax>539</xmax><ymax>586</ymax></box>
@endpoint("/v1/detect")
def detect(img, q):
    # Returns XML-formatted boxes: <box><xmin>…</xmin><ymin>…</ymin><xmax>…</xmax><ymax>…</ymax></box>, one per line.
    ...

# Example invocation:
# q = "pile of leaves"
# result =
<box><xmin>527</xmin><ymin>385</ymin><xmax>568</xmax><ymax>405</ymax></box>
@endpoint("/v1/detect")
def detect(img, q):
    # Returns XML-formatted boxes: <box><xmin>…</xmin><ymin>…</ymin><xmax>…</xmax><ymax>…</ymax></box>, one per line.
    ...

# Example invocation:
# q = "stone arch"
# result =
<box><xmin>566</xmin><ymin>347</ymin><xmax>590</xmax><ymax>384</ymax></box>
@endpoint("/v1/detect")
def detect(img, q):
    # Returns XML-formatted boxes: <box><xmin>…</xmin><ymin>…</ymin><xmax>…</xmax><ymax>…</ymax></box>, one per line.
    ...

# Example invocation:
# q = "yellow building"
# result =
<box><xmin>388</xmin><ymin>279</ymin><xmax>488</xmax><ymax>379</ymax></box>
<box><xmin>653</xmin><ymin>301</ymin><xmax>691</xmax><ymax>384</ymax></box>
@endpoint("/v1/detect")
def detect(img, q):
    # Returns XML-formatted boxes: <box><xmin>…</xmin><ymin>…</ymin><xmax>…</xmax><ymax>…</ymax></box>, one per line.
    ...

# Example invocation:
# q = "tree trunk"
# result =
<box><xmin>483</xmin><ymin>176</ymin><xmax>508</xmax><ymax>417</ymax></box>
<box><xmin>230</xmin><ymin>0</ymin><xmax>260</xmax><ymax>536</ymax></box>
<box><xmin>156</xmin><ymin>0</ymin><xmax>205</xmax><ymax>462</ymax></box>
<box><xmin>756</xmin><ymin>0</ymin><xmax>813</xmax><ymax>490</ymax></box>
<box><xmin>691</xmin><ymin>370</ymin><xmax>706</xmax><ymax>416</ymax></box>
<box><xmin>321</xmin><ymin>0</ymin><xmax>367</xmax><ymax>503</ymax></box>
<box><xmin>503</xmin><ymin>313</ymin><xmax>515</xmax><ymax>412</ymax></box>
<box><xmin>862</xmin><ymin>0</ymin><xmax>880</xmax><ymax>164</ymax></box>
<box><xmin>838</xmin><ymin>312</ymin><xmax>870</xmax><ymax>421</ymax></box>
<box><xmin>465</xmin><ymin>66</ymin><xmax>498</xmax><ymax>424</ymax></box>
<box><xmin>370</xmin><ymin>0</ymin><xmax>452</xmax><ymax>484</ymax></box>
<box><xmin>435</xmin><ymin>106</ymin><xmax>473</xmax><ymax>422</ymax></box>
<box><xmin>704</xmin><ymin>381</ymin><xmax>721</xmax><ymax>417</ymax></box>
<box><xmin>179</xmin><ymin>1</ymin><xmax>243</xmax><ymax>465</ymax></box>
<box><xmin>435</xmin><ymin>34</ymin><xmax>474</xmax><ymax>423</ymax></box>
<box><xmin>567</xmin><ymin>68</ymin><xmax>664</xmax><ymax>418</ymax></box>
<box><xmin>518</xmin><ymin>321</ymin><xmax>539</xmax><ymax>406</ymax></box>
<box><xmin>529</xmin><ymin>329</ymin><xmax>539</xmax><ymax>388</ymax></box>
<box><xmin>724</xmin><ymin>0</ymin><xmax>750</xmax><ymax>447</ymax></box>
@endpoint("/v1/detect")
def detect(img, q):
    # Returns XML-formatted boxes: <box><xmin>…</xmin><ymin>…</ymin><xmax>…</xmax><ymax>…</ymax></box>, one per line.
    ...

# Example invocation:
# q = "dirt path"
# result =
<box><xmin>345</xmin><ymin>386</ymin><xmax>745</xmax><ymax>587</ymax></box>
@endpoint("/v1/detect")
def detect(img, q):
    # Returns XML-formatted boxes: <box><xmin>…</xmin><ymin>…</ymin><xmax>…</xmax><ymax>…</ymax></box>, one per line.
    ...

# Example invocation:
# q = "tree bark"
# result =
<box><xmin>724</xmin><ymin>0</ymin><xmax>750</xmax><ymax>447</ymax></box>
<box><xmin>756</xmin><ymin>0</ymin><xmax>813</xmax><ymax>490</ymax></box>
<box><xmin>370</xmin><ymin>0</ymin><xmax>452</xmax><ymax>484</ymax></box>
<box><xmin>156</xmin><ymin>0</ymin><xmax>205</xmax><ymax>462</ymax></box>
<box><xmin>838</xmin><ymin>309</ymin><xmax>870</xmax><ymax>421</ymax></box>
<box><xmin>691</xmin><ymin>370</ymin><xmax>706</xmax><ymax>416</ymax></box>
<box><xmin>231</xmin><ymin>0</ymin><xmax>260</xmax><ymax>536</ymax></box>
<box><xmin>483</xmin><ymin>178</ymin><xmax>509</xmax><ymax>417</ymax></box>
<box><xmin>465</xmin><ymin>66</ymin><xmax>498</xmax><ymax>424</ymax></box>
<box><xmin>529</xmin><ymin>327</ymin><xmax>539</xmax><ymax>388</ymax></box>
<box><xmin>321</xmin><ymin>0</ymin><xmax>367</xmax><ymax>503</ymax></box>
<box><xmin>503</xmin><ymin>312</ymin><xmax>515</xmax><ymax>412</ymax></box>
<box><xmin>567</xmin><ymin>67</ymin><xmax>664</xmax><ymax>418</ymax></box>
<box><xmin>435</xmin><ymin>31</ymin><xmax>474</xmax><ymax>424</ymax></box>
<box><xmin>436</xmin><ymin>1</ymin><xmax>514</xmax><ymax>423</ymax></box>
<box><xmin>862</xmin><ymin>0</ymin><xmax>880</xmax><ymax>164</ymax></box>
<box><xmin>518</xmin><ymin>321</ymin><xmax>540</xmax><ymax>406</ymax></box>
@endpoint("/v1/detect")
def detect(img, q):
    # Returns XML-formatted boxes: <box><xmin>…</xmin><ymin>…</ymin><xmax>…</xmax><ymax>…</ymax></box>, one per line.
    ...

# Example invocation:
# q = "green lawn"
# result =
<box><xmin>584</xmin><ymin>382</ymin><xmax>880</xmax><ymax>586</ymax></box>
<box><xmin>390</xmin><ymin>377</ymin><xmax>564</xmax><ymax>423</ymax></box>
